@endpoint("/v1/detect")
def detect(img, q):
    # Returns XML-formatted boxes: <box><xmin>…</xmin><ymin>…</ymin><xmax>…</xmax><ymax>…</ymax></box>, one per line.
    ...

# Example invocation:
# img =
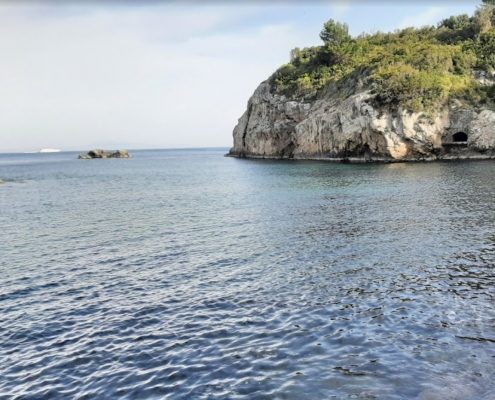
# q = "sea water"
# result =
<box><xmin>1</xmin><ymin>149</ymin><xmax>494</xmax><ymax>399</ymax></box>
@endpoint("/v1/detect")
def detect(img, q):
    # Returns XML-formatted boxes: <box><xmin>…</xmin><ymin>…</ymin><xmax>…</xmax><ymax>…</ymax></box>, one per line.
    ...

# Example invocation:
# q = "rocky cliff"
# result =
<box><xmin>229</xmin><ymin>8</ymin><xmax>495</xmax><ymax>162</ymax></box>
<box><xmin>229</xmin><ymin>76</ymin><xmax>495</xmax><ymax>162</ymax></box>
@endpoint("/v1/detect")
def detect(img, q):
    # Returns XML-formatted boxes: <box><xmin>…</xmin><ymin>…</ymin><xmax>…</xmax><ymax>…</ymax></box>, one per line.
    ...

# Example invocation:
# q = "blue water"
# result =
<box><xmin>1</xmin><ymin>149</ymin><xmax>494</xmax><ymax>399</ymax></box>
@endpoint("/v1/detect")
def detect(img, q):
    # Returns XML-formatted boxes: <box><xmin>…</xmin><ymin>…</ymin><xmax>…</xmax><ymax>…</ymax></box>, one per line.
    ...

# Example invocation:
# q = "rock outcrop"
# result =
<box><xmin>78</xmin><ymin>149</ymin><xmax>130</xmax><ymax>159</ymax></box>
<box><xmin>229</xmin><ymin>79</ymin><xmax>495</xmax><ymax>162</ymax></box>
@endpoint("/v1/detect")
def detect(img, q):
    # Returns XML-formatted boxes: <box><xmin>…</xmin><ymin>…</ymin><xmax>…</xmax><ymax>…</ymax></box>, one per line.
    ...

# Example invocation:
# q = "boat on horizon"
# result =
<box><xmin>39</xmin><ymin>148</ymin><xmax>62</xmax><ymax>153</ymax></box>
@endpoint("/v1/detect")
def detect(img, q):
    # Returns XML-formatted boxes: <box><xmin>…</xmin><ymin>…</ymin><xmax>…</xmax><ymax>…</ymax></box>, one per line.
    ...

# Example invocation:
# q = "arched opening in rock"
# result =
<box><xmin>452</xmin><ymin>132</ymin><xmax>468</xmax><ymax>143</ymax></box>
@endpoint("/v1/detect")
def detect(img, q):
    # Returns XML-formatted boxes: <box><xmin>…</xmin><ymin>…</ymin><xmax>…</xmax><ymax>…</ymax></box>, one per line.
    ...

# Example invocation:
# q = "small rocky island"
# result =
<box><xmin>229</xmin><ymin>2</ymin><xmax>495</xmax><ymax>162</ymax></box>
<box><xmin>78</xmin><ymin>149</ymin><xmax>130</xmax><ymax>159</ymax></box>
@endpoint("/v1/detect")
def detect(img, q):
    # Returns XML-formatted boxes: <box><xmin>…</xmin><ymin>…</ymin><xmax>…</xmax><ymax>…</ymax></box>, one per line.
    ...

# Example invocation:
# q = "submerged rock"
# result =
<box><xmin>78</xmin><ymin>149</ymin><xmax>130</xmax><ymax>159</ymax></box>
<box><xmin>229</xmin><ymin>78</ymin><xmax>495</xmax><ymax>162</ymax></box>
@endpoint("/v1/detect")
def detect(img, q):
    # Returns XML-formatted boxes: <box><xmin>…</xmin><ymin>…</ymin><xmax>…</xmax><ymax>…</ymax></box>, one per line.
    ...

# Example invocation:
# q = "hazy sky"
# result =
<box><xmin>0</xmin><ymin>1</ymin><xmax>478</xmax><ymax>152</ymax></box>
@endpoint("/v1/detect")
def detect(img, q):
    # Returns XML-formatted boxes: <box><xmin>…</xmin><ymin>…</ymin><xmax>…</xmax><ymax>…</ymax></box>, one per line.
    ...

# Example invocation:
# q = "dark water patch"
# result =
<box><xmin>456</xmin><ymin>335</ymin><xmax>495</xmax><ymax>343</ymax></box>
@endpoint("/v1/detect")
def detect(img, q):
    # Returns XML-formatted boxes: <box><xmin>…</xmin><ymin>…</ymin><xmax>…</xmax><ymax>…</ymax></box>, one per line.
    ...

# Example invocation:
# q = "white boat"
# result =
<box><xmin>39</xmin><ymin>148</ymin><xmax>62</xmax><ymax>153</ymax></box>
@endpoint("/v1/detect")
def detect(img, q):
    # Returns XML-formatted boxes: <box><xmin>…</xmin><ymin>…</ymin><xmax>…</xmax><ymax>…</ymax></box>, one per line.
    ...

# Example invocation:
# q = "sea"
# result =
<box><xmin>1</xmin><ymin>149</ymin><xmax>494</xmax><ymax>399</ymax></box>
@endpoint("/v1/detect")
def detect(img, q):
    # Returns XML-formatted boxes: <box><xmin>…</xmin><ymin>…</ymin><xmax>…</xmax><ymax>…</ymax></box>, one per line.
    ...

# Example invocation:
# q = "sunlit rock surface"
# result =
<box><xmin>229</xmin><ymin>79</ymin><xmax>495</xmax><ymax>162</ymax></box>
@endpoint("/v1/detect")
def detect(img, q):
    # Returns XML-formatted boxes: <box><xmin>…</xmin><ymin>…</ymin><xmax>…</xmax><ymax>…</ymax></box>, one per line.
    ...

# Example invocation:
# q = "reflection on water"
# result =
<box><xmin>0</xmin><ymin>150</ymin><xmax>494</xmax><ymax>399</ymax></box>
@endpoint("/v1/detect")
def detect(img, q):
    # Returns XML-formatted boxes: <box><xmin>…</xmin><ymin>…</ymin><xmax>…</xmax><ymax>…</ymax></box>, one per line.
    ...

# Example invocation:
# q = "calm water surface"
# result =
<box><xmin>1</xmin><ymin>149</ymin><xmax>494</xmax><ymax>399</ymax></box>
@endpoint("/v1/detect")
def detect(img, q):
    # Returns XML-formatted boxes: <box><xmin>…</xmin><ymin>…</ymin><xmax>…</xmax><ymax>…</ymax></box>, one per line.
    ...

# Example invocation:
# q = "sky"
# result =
<box><xmin>0</xmin><ymin>1</ymin><xmax>479</xmax><ymax>152</ymax></box>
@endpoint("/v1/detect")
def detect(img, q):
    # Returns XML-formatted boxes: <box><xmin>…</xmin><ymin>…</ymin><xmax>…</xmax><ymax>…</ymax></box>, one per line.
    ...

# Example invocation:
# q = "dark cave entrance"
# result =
<box><xmin>452</xmin><ymin>131</ymin><xmax>468</xmax><ymax>143</ymax></box>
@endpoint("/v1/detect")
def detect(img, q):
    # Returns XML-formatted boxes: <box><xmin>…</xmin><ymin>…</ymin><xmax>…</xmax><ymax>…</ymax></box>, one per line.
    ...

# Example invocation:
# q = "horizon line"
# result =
<box><xmin>0</xmin><ymin>146</ymin><xmax>231</xmax><ymax>155</ymax></box>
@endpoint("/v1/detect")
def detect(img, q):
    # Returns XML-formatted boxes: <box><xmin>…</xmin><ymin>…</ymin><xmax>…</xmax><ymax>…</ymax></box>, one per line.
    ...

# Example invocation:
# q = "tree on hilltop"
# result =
<box><xmin>319</xmin><ymin>19</ymin><xmax>351</xmax><ymax>47</ymax></box>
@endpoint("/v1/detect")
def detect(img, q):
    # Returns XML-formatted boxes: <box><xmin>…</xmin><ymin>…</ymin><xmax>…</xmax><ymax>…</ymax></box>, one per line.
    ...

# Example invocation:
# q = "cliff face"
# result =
<box><xmin>229</xmin><ymin>78</ymin><xmax>495</xmax><ymax>162</ymax></box>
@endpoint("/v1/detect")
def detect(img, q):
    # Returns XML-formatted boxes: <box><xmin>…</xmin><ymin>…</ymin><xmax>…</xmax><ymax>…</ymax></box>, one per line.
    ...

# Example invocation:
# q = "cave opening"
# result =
<box><xmin>452</xmin><ymin>132</ymin><xmax>468</xmax><ymax>143</ymax></box>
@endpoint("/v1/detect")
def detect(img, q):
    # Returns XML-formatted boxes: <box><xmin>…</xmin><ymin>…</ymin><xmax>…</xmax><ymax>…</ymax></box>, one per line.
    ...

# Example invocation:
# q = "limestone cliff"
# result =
<box><xmin>229</xmin><ymin>76</ymin><xmax>495</xmax><ymax>162</ymax></box>
<box><xmin>229</xmin><ymin>7</ymin><xmax>495</xmax><ymax>162</ymax></box>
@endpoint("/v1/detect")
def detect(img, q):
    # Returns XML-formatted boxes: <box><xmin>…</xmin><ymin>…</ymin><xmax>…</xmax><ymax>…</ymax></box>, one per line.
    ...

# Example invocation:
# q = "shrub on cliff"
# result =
<box><xmin>436</xmin><ymin>14</ymin><xmax>476</xmax><ymax>44</ymax></box>
<box><xmin>271</xmin><ymin>1</ymin><xmax>495</xmax><ymax>112</ymax></box>
<box><xmin>473</xmin><ymin>31</ymin><xmax>495</xmax><ymax>70</ymax></box>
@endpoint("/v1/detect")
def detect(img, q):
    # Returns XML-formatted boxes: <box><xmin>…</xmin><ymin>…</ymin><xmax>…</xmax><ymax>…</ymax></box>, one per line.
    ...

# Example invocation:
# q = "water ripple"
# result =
<box><xmin>1</xmin><ymin>151</ymin><xmax>494</xmax><ymax>399</ymax></box>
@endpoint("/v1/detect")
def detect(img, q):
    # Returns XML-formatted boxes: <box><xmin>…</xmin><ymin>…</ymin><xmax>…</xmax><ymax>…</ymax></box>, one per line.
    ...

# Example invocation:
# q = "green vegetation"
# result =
<box><xmin>319</xmin><ymin>19</ymin><xmax>352</xmax><ymax>47</ymax></box>
<box><xmin>271</xmin><ymin>2</ymin><xmax>495</xmax><ymax>111</ymax></box>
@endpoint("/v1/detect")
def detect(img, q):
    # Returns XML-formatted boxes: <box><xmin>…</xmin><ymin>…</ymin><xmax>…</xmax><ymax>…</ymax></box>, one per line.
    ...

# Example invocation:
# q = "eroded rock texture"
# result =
<box><xmin>229</xmin><ymin>79</ymin><xmax>495</xmax><ymax>162</ymax></box>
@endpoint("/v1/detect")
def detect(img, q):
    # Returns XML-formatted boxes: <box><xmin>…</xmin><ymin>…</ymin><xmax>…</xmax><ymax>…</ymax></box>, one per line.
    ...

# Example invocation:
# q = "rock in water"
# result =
<box><xmin>78</xmin><ymin>150</ymin><xmax>130</xmax><ymax>159</ymax></box>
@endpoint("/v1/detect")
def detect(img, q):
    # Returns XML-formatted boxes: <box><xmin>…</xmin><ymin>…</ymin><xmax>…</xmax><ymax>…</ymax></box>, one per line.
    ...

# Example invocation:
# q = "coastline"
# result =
<box><xmin>226</xmin><ymin>151</ymin><xmax>495</xmax><ymax>164</ymax></box>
